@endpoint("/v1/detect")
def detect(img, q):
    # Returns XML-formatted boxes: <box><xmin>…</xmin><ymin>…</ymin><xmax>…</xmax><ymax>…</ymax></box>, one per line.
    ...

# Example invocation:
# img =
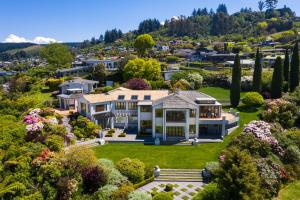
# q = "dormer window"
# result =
<box><xmin>144</xmin><ymin>95</ymin><xmax>151</xmax><ymax>100</ymax></box>
<box><xmin>131</xmin><ymin>95</ymin><xmax>138</xmax><ymax>100</ymax></box>
<box><xmin>118</xmin><ymin>95</ymin><xmax>125</xmax><ymax>100</ymax></box>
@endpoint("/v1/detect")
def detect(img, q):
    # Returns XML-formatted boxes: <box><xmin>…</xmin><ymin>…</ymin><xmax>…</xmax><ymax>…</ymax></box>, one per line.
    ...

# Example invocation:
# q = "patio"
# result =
<box><xmin>137</xmin><ymin>181</ymin><xmax>204</xmax><ymax>200</ymax></box>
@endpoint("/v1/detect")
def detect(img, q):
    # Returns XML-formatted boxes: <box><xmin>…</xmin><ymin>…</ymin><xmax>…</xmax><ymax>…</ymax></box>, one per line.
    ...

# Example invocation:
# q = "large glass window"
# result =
<box><xmin>190</xmin><ymin>109</ymin><xmax>196</xmax><ymax>118</ymax></box>
<box><xmin>200</xmin><ymin>106</ymin><xmax>221</xmax><ymax>118</ymax></box>
<box><xmin>155</xmin><ymin>109</ymin><xmax>163</xmax><ymax>117</ymax></box>
<box><xmin>166</xmin><ymin>111</ymin><xmax>186</xmax><ymax>123</ymax></box>
<box><xmin>166</xmin><ymin>127</ymin><xmax>185</xmax><ymax>137</ymax></box>
<box><xmin>95</xmin><ymin>105</ymin><xmax>105</xmax><ymax>112</ymax></box>
<box><xmin>115</xmin><ymin>102</ymin><xmax>126</xmax><ymax>110</ymax></box>
<box><xmin>128</xmin><ymin>102</ymin><xmax>138</xmax><ymax>110</ymax></box>
<box><xmin>141</xmin><ymin>106</ymin><xmax>152</xmax><ymax>112</ymax></box>
<box><xmin>141</xmin><ymin>120</ymin><xmax>152</xmax><ymax>133</ymax></box>
<box><xmin>155</xmin><ymin>126</ymin><xmax>163</xmax><ymax>134</ymax></box>
<box><xmin>189</xmin><ymin>125</ymin><xmax>196</xmax><ymax>134</ymax></box>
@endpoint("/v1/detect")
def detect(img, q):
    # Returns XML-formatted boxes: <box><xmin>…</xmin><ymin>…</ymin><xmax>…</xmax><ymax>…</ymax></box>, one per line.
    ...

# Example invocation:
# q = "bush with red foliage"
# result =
<box><xmin>126</xmin><ymin>78</ymin><xmax>151</xmax><ymax>90</ymax></box>
<box><xmin>82</xmin><ymin>165</ymin><xmax>107</xmax><ymax>193</ymax></box>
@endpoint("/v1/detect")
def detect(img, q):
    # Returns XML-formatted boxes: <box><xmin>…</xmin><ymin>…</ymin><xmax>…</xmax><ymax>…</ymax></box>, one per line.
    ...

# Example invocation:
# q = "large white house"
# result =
<box><xmin>77</xmin><ymin>87</ymin><xmax>239</xmax><ymax>141</ymax></box>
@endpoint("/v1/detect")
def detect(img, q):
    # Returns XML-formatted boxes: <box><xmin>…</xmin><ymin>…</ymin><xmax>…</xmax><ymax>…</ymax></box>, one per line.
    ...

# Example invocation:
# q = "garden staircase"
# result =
<box><xmin>155</xmin><ymin>169</ymin><xmax>203</xmax><ymax>182</ymax></box>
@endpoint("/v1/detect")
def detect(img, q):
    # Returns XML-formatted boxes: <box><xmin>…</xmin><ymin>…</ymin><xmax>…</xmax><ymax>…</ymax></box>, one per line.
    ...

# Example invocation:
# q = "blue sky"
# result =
<box><xmin>0</xmin><ymin>0</ymin><xmax>299</xmax><ymax>43</ymax></box>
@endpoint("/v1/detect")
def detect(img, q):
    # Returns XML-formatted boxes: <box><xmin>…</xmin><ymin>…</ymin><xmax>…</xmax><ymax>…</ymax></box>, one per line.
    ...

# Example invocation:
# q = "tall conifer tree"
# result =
<box><xmin>271</xmin><ymin>57</ymin><xmax>283</xmax><ymax>99</ymax></box>
<box><xmin>253</xmin><ymin>48</ymin><xmax>262</xmax><ymax>92</ymax></box>
<box><xmin>230</xmin><ymin>54</ymin><xmax>241</xmax><ymax>107</ymax></box>
<box><xmin>290</xmin><ymin>42</ymin><xmax>299</xmax><ymax>92</ymax></box>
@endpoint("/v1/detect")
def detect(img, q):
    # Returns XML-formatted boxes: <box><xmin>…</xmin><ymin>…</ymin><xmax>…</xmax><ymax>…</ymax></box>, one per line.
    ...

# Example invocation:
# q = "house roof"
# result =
<box><xmin>59</xmin><ymin>77</ymin><xmax>98</xmax><ymax>87</ymax></box>
<box><xmin>83</xmin><ymin>88</ymin><xmax>169</xmax><ymax>104</ymax></box>
<box><xmin>153</xmin><ymin>93</ymin><xmax>198</xmax><ymax>109</ymax></box>
<box><xmin>178</xmin><ymin>91</ymin><xmax>216</xmax><ymax>101</ymax></box>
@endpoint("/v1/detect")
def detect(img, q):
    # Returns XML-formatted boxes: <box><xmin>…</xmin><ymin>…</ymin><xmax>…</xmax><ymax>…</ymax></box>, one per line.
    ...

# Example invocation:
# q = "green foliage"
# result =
<box><xmin>261</xmin><ymin>99</ymin><xmax>298</xmax><ymax>128</ymax></box>
<box><xmin>165</xmin><ymin>184</ymin><xmax>173</xmax><ymax>192</ymax></box>
<box><xmin>45</xmin><ymin>134</ymin><xmax>64</xmax><ymax>152</ymax></box>
<box><xmin>95</xmin><ymin>185</ymin><xmax>118</xmax><ymax>200</ymax></box>
<box><xmin>45</xmin><ymin>78</ymin><xmax>64</xmax><ymax>92</ymax></box>
<box><xmin>192</xmin><ymin>183</ymin><xmax>221</xmax><ymax>200</ymax></box>
<box><xmin>138</xmin><ymin>19</ymin><xmax>161</xmax><ymax>34</ymax></box>
<box><xmin>116</xmin><ymin>158</ymin><xmax>145</xmax><ymax>184</ymax></box>
<box><xmin>230</xmin><ymin>54</ymin><xmax>241</xmax><ymax>107</ymax></box>
<box><xmin>271</xmin><ymin>57</ymin><xmax>283</xmax><ymax>98</ymax></box>
<box><xmin>128</xmin><ymin>191</ymin><xmax>152</xmax><ymax>200</ymax></box>
<box><xmin>242</xmin><ymin>92</ymin><xmax>264</xmax><ymax>107</ymax></box>
<box><xmin>40</xmin><ymin>43</ymin><xmax>73</xmax><ymax>68</ymax></box>
<box><xmin>70</xmin><ymin>115</ymin><xmax>100</xmax><ymax>139</ymax></box>
<box><xmin>229</xmin><ymin>134</ymin><xmax>272</xmax><ymax>158</ymax></box>
<box><xmin>171</xmin><ymin>71</ymin><xmax>203</xmax><ymax>89</ymax></box>
<box><xmin>110</xmin><ymin>185</ymin><xmax>134</xmax><ymax>200</ymax></box>
<box><xmin>290</xmin><ymin>42</ymin><xmax>299</xmax><ymax>92</ymax></box>
<box><xmin>216</xmin><ymin>147</ymin><xmax>262</xmax><ymax>200</ymax></box>
<box><xmin>253</xmin><ymin>49</ymin><xmax>262</xmax><ymax>92</ymax></box>
<box><xmin>283</xmin><ymin>49</ymin><xmax>290</xmax><ymax>82</ymax></box>
<box><xmin>123</xmin><ymin>58</ymin><xmax>161</xmax><ymax>81</ymax></box>
<box><xmin>284</xmin><ymin>145</ymin><xmax>300</xmax><ymax>164</ymax></box>
<box><xmin>153</xmin><ymin>192</ymin><xmax>173</xmax><ymax>200</ymax></box>
<box><xmin>134</xmin><ymin>34</ymin><xmax>155</xmax><ymax>57</ymax></box>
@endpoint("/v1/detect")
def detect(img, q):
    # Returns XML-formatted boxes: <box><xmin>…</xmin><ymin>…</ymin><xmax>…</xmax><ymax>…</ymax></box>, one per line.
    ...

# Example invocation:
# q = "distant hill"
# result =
<box><xmin>0</xmin><ymin>43</ymin><xmax>36</xmax><ymax>53</ymax></box>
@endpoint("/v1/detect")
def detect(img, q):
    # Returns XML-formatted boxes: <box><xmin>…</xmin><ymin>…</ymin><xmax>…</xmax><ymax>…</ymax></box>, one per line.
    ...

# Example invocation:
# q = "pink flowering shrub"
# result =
<box><xmin>244</xmin><ymin>121</ymin><xmax>284</xmax><ymax>156</ymax></box>
<box><xmin>256</xmin><ymin>158</ymin><xmax>286</xmax><ymax>198</ymax></box>
<box><xmin>261</xmin><ymin>99</ymin><xmax>298</xmax><ymax>128</ymax></box>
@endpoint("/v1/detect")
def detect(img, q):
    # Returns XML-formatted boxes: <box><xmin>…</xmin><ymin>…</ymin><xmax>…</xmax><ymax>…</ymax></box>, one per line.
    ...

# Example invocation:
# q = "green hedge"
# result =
<box><xmin>133</xmin><ymin>176</ymin><xmax>155</xmax><ymax>189</ymax></box>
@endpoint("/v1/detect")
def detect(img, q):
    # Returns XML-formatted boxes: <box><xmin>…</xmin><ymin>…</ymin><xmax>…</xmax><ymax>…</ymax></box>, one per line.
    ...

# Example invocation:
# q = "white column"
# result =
<box><xmin>138</xmin><ymin>106</ymin><xmax>141</xmax><ymax>133</ymax></box>
<box><xmin>163</xmin><ymin>109</ymin><xmax>167</xmax><ymax>141</ymax></box>
<box><xmin>185</xmin><ymin>109</ymin><xmax>189</xmax><ymax>140</ymax></box>
<box><xmin>152</xmin><ymin>108</ymin><xmax>155</xmax><ymax>138</ymax></box>
<box><xmin>221</xmin><ymin>116</ymin><xmax>226</xmax><ymax>138</ymax></box>
<box><xmin>196</xmin><ymin>108</ymin><xmax>200</xmax><ymax>138</ymax></box>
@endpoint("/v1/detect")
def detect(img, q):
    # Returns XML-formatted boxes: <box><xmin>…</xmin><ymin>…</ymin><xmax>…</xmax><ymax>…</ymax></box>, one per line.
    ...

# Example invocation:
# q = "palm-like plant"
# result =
<box><xmin>0</xmin><ymin>176</ymin><xmax>25</xmax><ymax>198</ymax></box>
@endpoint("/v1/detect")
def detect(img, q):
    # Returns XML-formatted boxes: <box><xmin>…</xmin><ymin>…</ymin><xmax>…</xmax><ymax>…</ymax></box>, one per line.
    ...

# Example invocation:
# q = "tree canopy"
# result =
<box><xmin>40</xmin><ymin>43</ymin><xmax>73</xmax><ymax>68</ymax></box>
<box><xmin>123</xmin><ymin>58</ymin><xmax>161</xmax><ymax>81</ymax></box>
<box><xmin>134</xmin><ymin>34</ymin><xmax>155</xmax><ymax>57</ymax></box>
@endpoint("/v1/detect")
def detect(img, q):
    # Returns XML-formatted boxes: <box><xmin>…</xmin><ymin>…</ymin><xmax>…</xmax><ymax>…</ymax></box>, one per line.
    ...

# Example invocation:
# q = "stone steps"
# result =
<box><xmin>155</xmin><ymin>169</ymin><xmax>203</xmax><ymax>182</ymax></box>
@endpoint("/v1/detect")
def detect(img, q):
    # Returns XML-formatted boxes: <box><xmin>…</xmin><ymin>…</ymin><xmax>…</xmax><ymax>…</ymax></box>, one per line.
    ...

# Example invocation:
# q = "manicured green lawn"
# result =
<box><xmin>199</xmin><ymin>87</ymin><xmax>246</xmax><ymax>101</ymax></box>
<box><xmin>93</xmin><ymin>106</ymin><xmax>260</xmax><ymax>169</ymax></box>
<box><xmin>277</xmin><ymin>181</ymin><xmax>300</xmax><ymax>200</ymax></box>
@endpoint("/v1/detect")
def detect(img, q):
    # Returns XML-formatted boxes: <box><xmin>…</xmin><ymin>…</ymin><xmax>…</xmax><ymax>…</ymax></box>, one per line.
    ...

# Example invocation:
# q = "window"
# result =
<box><xmin>81</xmin><ymin>103</ymin><xmax>86</xmax><ymax>113</ymax></box>
<box><xmin>115</xmin><ymin>102</ymin><xmax>126</xmax><ymax>110</ymax></box>
<box><xmin>155</xmin><ymin>126</ymin><xmax>163</xmax><ymax>134</ymax></box>
<box><xmin>131</xmin><ymin>95</ymin><xmax>138</xmax><ymax>100</ymax></box>
<box><xmin>190</xmin><ymin>109</ymin><xmax>196</xmax><ymax>118</ymax></box>
<box><xmin>95</xmin><ymin>105</ymin><xmax>105</xmax><ymax>112</ymax></box>
<box><xmin>166</xmin><ymin>111</ymin><xmax>186</xmax><ymax>123</ymax></box>
<box><xmin>144</xmin><ymin>95</ymin><xmax>151</xmax><ymax>100</ymax></box>
<box><xmin>155</xmin><ymin>109</ymin><xmax>163</xmax><ymax>117</ymax></box>
<box><xmin>189</xmin><ymin>125</ymin><xmax>196</xmax><ymax>134</ymax></box>
<box><xmin>166</xmin><ymin>127</ymin><xmax>185</xmax><ymax>137</ymax></box>
<box><xmin>128</xmin><ymin>102</ymin><xmax>138</xmax><ymax>110</ymax></box>
<box><xmin>118</xmin><ymin>95</ymin><xmax>125</xmax><ymax>100</ymax></box>
<box><xmin>141</xmin><ymin>106</ymin><xmax>152</xmax><ymax>112</ymax></box>
<box><xmin>141</xmin><ymin>120</ymin><xmax>152</xmax><ymax>133</ymax></box>
<box><xmin>200</xmin><ymin>106</ymin><xmax>221</xmax><ymax>118</ymax></box>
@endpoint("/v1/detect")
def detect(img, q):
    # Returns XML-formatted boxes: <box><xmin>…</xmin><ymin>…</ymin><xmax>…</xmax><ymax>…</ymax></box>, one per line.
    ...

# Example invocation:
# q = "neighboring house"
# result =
<box><xmin>77</xmin><ymin>87</ymin><xmax>239</xmax><ymax>141</ymax></box>
<box><xmin>224</xmin><ymin>59</ymin><xmax>255</xmax><ymax>68</ymax></box>
<box><xmin>85</xmin><ymin>58</ymin><xmax>119</xmax><ymax>71</ymax></box>
<box><xmin>161</xmin><ymin>65</ymin><xmax>181</xmax><ymax>81</ymax></box>
<box><xmin>56</xmin><ymin>66</ymin><xmax>92</xmax><ymax>77</ymax></box>
<box><xmin>57</xmin><ymin>78</ymin><xmax>98</xmax><ymax>110</ymax></box>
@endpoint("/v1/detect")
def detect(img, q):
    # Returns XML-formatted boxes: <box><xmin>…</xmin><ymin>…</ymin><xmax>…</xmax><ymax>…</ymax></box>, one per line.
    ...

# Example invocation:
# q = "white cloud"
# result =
<box><xmin>3</xmin><ymin>34</ymin><xmax>62</xmax><ymax>44</ymax></box>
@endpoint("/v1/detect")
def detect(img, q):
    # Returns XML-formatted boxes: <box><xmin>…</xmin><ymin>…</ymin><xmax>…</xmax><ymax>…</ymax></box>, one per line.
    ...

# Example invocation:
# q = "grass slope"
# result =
<box><xmin>199</xmin><ymin>87</ymin><xmax>246</xmax><ymax>101</ymax></box>
<box><xmin>276</xmin><ymin>180</ymin><xmax>300</xmax><ymax>200</ymax></box>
